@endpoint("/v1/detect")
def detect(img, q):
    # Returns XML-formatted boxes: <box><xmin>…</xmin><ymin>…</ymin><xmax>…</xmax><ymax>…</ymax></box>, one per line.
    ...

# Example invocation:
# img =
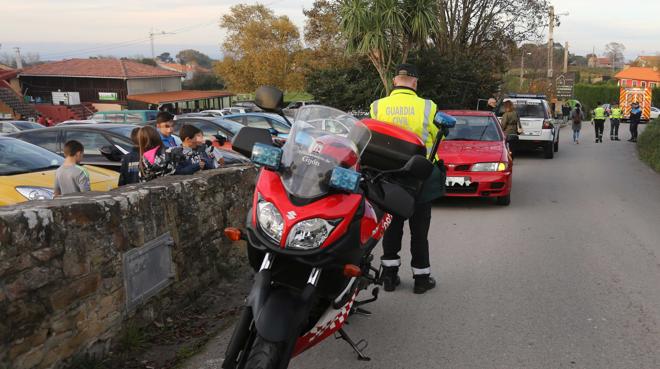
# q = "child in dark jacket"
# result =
<box><xmin>118</xmin><ymin>127</ymin><xmax>141</xmax><ymax>186</ymax></box>
<box><xmin>137</xmin><ymin>126</ymin><xmax>176</xmax><ymax>182</ymax></box>
<box><xmin>170</xmin><ymin>125</ymin><xmax>216</xmax><ymax>174</ymax></box>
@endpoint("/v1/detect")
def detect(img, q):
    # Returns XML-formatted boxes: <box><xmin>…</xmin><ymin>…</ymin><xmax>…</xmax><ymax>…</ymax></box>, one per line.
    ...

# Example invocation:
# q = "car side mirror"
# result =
<box><xmin>403</xmin><ymin>155</ymin><xmax>434</xmax><ymax>180</ymax></box>
<box><xmin>232</xmin><ymin>126</ymin><xmax>275</xmax><ymax>158</ymax></box>
<box><xmin>506</xmin><ymin>134</ymin><xmax>519</xmax><ymax>143</ymax></box>
<box><xmin>433</xmin><ymin>112</ymin><xmax>457</xmax><ymax>129</ymax></box>
<box><xmin>255</xmin><ymin>86</ymin><xmax>284</xmax><ymax>112</ymax></box>
<box><xmin>99</xmin><ymin>145</ymin><xmax>123</xmax><ymax>161</ymax></box>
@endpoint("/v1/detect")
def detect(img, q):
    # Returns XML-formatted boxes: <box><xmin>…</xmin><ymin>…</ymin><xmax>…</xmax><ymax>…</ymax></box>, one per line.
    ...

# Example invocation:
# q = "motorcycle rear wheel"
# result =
<box><xmin>244</xmin><ymin>335</ymin><xmax>283</xmax><ymax>369</ymax></box>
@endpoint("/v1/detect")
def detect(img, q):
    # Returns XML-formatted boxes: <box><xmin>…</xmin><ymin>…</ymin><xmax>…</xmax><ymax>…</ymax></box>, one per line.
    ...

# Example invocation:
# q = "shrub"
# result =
<box><xmin>638</xmin><ymin>119</ymin><xmax>660</xmax><ymax>173</ymax></box>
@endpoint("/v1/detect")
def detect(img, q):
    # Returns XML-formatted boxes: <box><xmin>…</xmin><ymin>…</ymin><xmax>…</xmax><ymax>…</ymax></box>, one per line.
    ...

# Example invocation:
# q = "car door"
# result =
<box><xmin>64</xmin><ymin>129</ymin><xmax>118</xmax><ymax>169</ymax></box>
<box><xmin>0</xmin><ymin>122</ymin><xmax>20</xmax><ymax>135</ymax></box>
<box><xmin>14</xmin><ymin>129</ymin><xmax>62</xmax><ymax>154</ymax></box>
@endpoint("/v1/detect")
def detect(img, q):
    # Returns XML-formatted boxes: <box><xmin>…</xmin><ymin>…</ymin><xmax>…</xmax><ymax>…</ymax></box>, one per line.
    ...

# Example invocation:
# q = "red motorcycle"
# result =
<box><xmin>222</xmin><ymin>86</ymin><xmax>451</xmax><ymax>369</ymax></box>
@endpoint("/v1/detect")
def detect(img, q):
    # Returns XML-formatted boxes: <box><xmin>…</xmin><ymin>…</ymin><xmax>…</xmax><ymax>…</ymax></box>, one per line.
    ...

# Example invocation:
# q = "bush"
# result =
<box><xmin>653</xmin><ymin>88</ymin><xmax>660</xmax><ymax>107</ymax></box>
<box><xmin>574</xmin><ymin>84</ymin><xmax>620</xmax><ymax>115</ymax></box>
<box><xmin>638</xmin><ymin>119</ymin><xmax>660</xmax><ymax>173</ymax></box>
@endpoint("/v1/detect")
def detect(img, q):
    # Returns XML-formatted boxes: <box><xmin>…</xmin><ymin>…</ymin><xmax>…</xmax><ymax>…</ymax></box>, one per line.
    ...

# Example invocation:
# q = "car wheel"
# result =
<box><xmin>554</xmin><ymin>139</ymin><xmax>559</xmax><ymax>152</ymax></box>
<box><xmin>544</xmin><ymin>143</ymin><xmax>554</xmax><ymax>159</ymax></box>
<box><xmin>496</xmin><ymin>194</ymin><xmax>511</xmax><ymax>206</ymax></box>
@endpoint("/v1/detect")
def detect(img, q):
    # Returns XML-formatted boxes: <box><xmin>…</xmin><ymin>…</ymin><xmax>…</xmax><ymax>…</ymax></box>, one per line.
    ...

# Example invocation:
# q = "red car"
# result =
<box><xmin>437</xmin><ymin>110</ymin><xmax>513</xmax><ymax>206</ymax></box>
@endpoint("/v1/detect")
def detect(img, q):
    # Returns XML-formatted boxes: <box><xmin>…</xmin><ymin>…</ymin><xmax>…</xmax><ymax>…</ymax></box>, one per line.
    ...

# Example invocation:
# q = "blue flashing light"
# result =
<box><xmin>434</xmin><ymin>112</ymin><xmax>457</xmax><ymax>128</ymax></box>
<box><xmin>329</xmin><ymin>167</ymin><xmax>361</xmax><ymax>193</ymax></box>
<box><xmin>251</xmin><ymin>143</ymin><xmax>283</xmax><ymax>170</ymax></box>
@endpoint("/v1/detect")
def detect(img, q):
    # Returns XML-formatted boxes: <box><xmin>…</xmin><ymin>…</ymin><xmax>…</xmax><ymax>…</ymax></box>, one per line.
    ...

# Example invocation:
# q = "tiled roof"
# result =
<box><xmin>127</xmin><ymin>90</ymin><xmax>234</xmax><ymax>104</ymax></box>
<box><xmin>615</xmin><ymin>67</ymin><xmax>660</xmax><ymax>82</ymax></box>
<box><xmin>20</xmin><ymin>58</ymin><xmax>184</xmax><ymax>79</ymax></box>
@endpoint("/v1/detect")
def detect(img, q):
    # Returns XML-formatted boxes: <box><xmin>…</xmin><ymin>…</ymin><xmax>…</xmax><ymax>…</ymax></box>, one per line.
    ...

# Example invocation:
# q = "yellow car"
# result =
<box><xmin>0</xmin><ymin>137</ymin><xmax>118</xmax><ymax>206</ymax></box>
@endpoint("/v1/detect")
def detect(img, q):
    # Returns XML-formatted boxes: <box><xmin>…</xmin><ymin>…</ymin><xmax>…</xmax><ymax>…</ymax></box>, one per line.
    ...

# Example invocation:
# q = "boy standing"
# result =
<box><xmin>156</xmin><ymin>111</ymin><xmax>182</xmax><ymax>148</ymax></box>
<box><xmin>54</xmin><ymin>140</ymin><xmax>91</xmax><ymax>196</ymax></box>
<box><xmin>169</xmin><ymin>125</ymin><xmax>215</xmax><ymax>174</ymax></box>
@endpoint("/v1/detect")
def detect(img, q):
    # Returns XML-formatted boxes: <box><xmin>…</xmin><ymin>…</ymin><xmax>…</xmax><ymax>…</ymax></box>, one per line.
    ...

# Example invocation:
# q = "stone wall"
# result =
<box><xmin>0</xmin><ymin>166</ymin><xmax>257</xmax><ymax>369</ymax></box>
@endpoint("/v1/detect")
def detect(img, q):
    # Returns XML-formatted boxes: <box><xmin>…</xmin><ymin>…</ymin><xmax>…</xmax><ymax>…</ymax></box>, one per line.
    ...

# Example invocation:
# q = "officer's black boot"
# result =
<box><xmin>413</xmin><ymin>275</ymin><xmax>436</xmax><ymax>294</ymax></box>
<box><xmin>381</xmin><ymin>266</ymin><xmax>400</xmax><ymax>292</ymax></box>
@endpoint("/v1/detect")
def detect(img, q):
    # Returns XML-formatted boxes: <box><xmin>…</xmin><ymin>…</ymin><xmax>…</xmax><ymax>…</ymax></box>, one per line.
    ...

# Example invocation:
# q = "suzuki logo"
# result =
<box><xmin>287</xmin><ymin>211</ymin><xmax>297</xmax><ymax>220</ymax></box>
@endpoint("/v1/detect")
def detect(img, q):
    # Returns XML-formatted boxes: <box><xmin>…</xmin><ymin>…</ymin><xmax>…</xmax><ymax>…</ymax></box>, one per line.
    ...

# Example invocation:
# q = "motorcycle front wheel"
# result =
<box><xmin>244</xmin><ymin>335</ymin><xmax>284</xmax><ymax>369</ymax></box>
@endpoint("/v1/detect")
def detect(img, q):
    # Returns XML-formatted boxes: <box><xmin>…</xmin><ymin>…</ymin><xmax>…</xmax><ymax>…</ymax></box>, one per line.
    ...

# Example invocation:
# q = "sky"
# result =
<box><xmin>0</xmin><ymin>0</ymin><xmax>658</xmax><ymax>62</ymax></box>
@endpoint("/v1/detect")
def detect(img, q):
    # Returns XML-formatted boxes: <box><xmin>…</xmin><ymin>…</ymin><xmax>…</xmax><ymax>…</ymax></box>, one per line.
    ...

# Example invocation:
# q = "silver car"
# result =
<box><xmin>497</xmin><ymin>95</ymin><xmax>560</xmax><ymax>159</ymax></box>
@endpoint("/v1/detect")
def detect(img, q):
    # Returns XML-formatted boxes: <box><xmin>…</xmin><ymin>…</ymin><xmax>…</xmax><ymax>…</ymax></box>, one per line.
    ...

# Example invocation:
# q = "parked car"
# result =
<box><xmin>201</xmin><ymin>107</ymin><xmax>254</xmax><ymax>116</ymax></box>
<box><xmin>8</xmin><ymin>124</ymin><xmax>137</xmax><ymax>170</ymax></box>
<box><xmin>0</xmin><ymin>136</ymin><xmax>118</xmax><ymax>206</ymax></box>
<box><xmin>0</xmin><ymin>120</ymin><xmax>44</xmax><ymax>135</ymax></box>
<box><xmin>438</xmin><ymin>110</ymin><xmax>514</xmax><ymax>206</ymax></box>
<box><xmin>59</xmin><ymin>119</ymin><xmax>112</xmax><ymax>125</ymax></box>
<box><xmin>90</xmin><ymin>110</ymin><xmax>158</xmax><ymax>124</ymax></box>
<box><xmin>283</xmin><ymin>100</ymin><xmax>320</xmax><ymax>117</ymax></box>
<box><xmin>495</xmin><ymin>94</ymin><xmax>560</xmax><ymax>159</ymax></box>
<box><xmin>650</xmin><ymin>106</ymin><xmax>660</xmax><ymax>120</ymax></box>
<box><xmin>222</xmin><ymin>112</ymin><xmax>291</xmax><ymax>139</ymax></box>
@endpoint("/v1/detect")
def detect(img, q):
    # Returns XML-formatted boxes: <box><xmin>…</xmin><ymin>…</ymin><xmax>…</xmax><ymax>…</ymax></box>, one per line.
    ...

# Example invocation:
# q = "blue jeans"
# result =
<box><xmin>573</xmin><ymin>129</ymin><xmax>580</xmax><ymax>141</ymax></box>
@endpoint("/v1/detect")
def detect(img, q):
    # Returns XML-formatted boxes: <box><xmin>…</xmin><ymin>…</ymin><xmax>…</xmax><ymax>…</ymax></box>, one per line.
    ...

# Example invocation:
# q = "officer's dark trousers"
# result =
<box><xmin>630</xmin><ymin>122</ymin><xmax>639</xmax><ymax>140</ymax></box>
<box><xmin>594</xmin><ymin>120</ymin><xmax>605</xmax><ymax>141</ymax></box>
<box><xmin>610</xmin><ymin>118</ymin><xmax>620</xmax><ymax>137</ymax></box>
<box><xmin>381</xmin><ymin>202</ymin><xmax>432</xmax><ymax>275</ymax></box>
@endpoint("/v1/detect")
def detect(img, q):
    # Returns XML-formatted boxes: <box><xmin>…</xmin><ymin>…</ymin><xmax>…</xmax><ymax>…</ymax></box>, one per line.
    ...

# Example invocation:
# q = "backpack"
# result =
<box><xmin>572</xmin><ymin>109</ymin><xmax>581</xmax><ymax>124</ymax></box>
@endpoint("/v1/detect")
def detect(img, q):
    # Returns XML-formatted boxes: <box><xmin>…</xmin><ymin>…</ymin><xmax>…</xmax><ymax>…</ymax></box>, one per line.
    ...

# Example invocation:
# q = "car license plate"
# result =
<box><xmin>446</xmin><ymin>176</ymin><xmax>471</xmax><ymax>186</ymax></box>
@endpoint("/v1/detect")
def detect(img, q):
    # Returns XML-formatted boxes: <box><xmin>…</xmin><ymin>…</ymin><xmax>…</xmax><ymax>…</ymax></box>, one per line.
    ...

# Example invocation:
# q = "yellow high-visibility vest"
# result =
<box><xmin>611</xmin><ymin>108</ymin><xmax>623</xmax><ymax>119</ymax></box>
<box><xmin>594</xmin><ymin>107</ymin><xmax>606</xmax><ymax>120</ymax></box>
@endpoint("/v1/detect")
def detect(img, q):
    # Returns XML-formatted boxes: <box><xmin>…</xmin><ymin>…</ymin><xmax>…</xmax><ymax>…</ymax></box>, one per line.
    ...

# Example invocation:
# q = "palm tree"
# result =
<box><xmin>340</xmin><ymin>0</ymin><xmax>441</xmax><ymax>94</ymax></box>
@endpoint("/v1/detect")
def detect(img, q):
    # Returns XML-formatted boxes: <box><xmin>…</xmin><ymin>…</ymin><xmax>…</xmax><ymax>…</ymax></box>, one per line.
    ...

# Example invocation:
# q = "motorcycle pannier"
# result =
<box><xmin>360</xmin><ymin>119</ymin><xmax>427</xmax><ymax>171</ymax></box>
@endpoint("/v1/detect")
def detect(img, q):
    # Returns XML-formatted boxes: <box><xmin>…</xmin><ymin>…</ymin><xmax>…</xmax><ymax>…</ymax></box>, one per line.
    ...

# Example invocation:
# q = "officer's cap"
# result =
<box><xmin>395</xmin><ymin>63</ymin><xmax>419</xmax><ymax>78</ymax></box>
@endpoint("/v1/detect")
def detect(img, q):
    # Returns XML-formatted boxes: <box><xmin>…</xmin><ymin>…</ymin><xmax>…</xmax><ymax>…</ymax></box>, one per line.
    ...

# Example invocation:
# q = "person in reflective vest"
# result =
<box><xmin>370</xmin><ymin>63</ymin><xmax>439</xmax><ymax>294</ymax></box>
<box><xmin>610</xmin><ymin>104</ymin><xmax>623</xmax><ymax>141</ymax></box>
<box><xmin>592</xmin><ymin>102</ymin><xmax>607</xmax><ymax>143</ymax></box>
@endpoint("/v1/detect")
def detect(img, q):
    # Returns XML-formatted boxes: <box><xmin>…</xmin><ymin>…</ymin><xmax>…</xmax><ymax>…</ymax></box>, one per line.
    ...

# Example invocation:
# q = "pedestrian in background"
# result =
<box><xmin>610</xmin><ymin>104</ymin><xmax>623</xmax><ymax>141</ymax></box>
<box><xmin>571</xmin><ymin>103</ymin><xmax>585</xmax><ymax>144</ymax></box>
<box><xmin>137</xmin><ymin>126</ymin><xmax>176</xmax><ymax>182</ymax></box>
<box><xmin>118</xmin><ymin>127</ymin><xmax>141</xmax><ymax>186</ymax></box>
<box><xmin>562</xmin><ymin>103</ymin><xmax>571</xmax><ymax>124</ymax></box>
<box><xmin>54</xmin><ymin>140</ymin><xmax>90</xmax><ymax>196</ymax></box>
<box><xmin>629</xmin><ymin>102</ymin><xmax>642</xmax><ymax>142</ymax></box>
<box><xmin>156</xmin><ymin>111</ymin><xmax>181</xmax><ymax>148</ymax></box>
<box><xmin>500</xmin><ymin>100</ymin><xmax>521</xmax><ymax>136</ymax></box>
<box><xmin>592</xmin><ymin>102</ymin><xmax>606</xmax><ymax>143</ymax></box>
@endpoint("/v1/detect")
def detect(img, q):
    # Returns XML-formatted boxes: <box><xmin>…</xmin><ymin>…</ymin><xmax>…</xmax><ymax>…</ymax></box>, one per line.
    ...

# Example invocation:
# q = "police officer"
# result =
<box><xmin>592</xmin><ymin>102</ymin><xmax>607</xmax><ymax>143</ymax></box>
<box><xmin>610</xmin><ymin>104</ymin><xmax>623</xmax><ymax>141</ymax></box>
<box><xmin>370</xmin><ymin>63</ymin><xmax>440</xmax><ymax>294</ymax></box>
<box><xmin>629</xmin><ymin>102</ymin><xmax>642</xmax><ymax>142</ymax></box>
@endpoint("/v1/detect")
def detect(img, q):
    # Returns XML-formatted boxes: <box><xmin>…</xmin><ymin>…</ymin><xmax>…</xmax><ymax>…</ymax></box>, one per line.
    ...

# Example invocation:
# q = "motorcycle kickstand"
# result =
<box><xmin>337</xmin><ymin>328</ymin><xmax>371</xmax><ymax>361</ymax></box>
<box><xmin>352</xmin><ymin>287</ymin><xmax>379</xmax><ymax>316</ymax></box>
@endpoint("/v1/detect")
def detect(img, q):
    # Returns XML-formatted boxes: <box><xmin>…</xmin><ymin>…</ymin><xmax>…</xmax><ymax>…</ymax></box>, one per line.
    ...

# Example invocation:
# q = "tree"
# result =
<box><xmin>176</xmin><ymin>49</ymin><xmax>214</xmax><ymax>69</ymax></box>
<box><xmin>339</xmin><ymin>0</ymin><xmax>442</xmax><ymax>94</ymax></box>
<box><xmin>604</xmin><ymin>42</ymin><xmax>626</xmax><ymax>68</ymax></box>
<box><xmin>157</xmin><ymin>52</ymin><xmax>174</xmax><ymax>63</ymax></box>
<box><xmin>216</xmin><ymin>4</ymin><xmax>304</xmax><ymax>92</ymax></box>
<box><xmin>138</xmin><ymin>58</ymin><xmax>158</xmax><ymax>66</ymax></box>
<box><xmin>303</xmin><ymin>0</ymin><xmax>347</xmax><ymax>70</ymax></box>
<box><xmin>183</xmin><ymin>73</ymin><xmax>225</xmax><ymax>90</ymax></box>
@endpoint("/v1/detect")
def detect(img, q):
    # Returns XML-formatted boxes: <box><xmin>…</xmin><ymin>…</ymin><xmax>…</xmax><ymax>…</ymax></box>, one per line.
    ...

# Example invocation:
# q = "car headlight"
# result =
<box><xmin>257</xmin><ymin>201</ymin><xmax>284</xmax><ymax>243</ymax></box>
<box><xmin>15</xmin><ymin>186</ymin><xmax>54</xmax><ymax>200</ymax></box>
<box><xmin>470</xmin><ymin>162</ymin><xmax>507</xmax><ymax>172</ymax></box>
<box><xmin>286</xmin><ymin>218</ymin><xmax>336</xmax><ymax>250</ymax></box>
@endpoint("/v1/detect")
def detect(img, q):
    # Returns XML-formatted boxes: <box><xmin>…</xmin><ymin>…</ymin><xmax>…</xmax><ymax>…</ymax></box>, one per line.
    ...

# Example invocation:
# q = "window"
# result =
<box><xmin>323</xmin><ymin>119</ymin><xmax>349</xmax><ymax>135</ymax></box>
<box><xmin>266</xmin><ymin>118</ymin><xmax>291</xmax><ymax>134</ymax></box>
<box><xmin>651</xmin><ymin>83</ymin><xmax>657</xmax><ymax>89</ymax></box>
<box><xmin>641</xmin><ymin>81</ymin><xmax>647</xmax><ymax>88</ymax></box>
<box><xmin>19</xmin><ymin>130</ymin><xmax>60</xmax><ymax>153</ymax></box>
<box><xmin>246</xmin><ymin>116</ymin><xmax>272</xmax><ymax>130</ymax></box>
<box><xmin>64</xmin><ymin>131</ymin><xmax>113</xmax><ymax>155</ymax></box>
<box><xmin>0</xmin><ymin>122</ymin><xmax>19</xmax><ymax>134</ymax></box>
<box><xmin>124</xmin><ymin>113</ymin><xmax>144</xmax><ymax>123</ymax></box>
<box><xmin>633</xmin><ymin>81</ymin><xmax>638</xmax><ymax>87</ymax></box>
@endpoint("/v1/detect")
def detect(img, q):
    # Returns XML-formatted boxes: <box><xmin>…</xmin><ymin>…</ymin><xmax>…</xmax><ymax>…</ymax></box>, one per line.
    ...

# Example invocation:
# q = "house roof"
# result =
<box><xmin>127</xmin><ymin>90</ymin><xmax>234</xmax><ymax>104</ymax></box>
<box><xmin>639</xmin><ymin>56</ymin><xmax>660</xmax><ymax>62</ymax></box>
<box><xmin>157</xmin><ymin>62</ymin><xmax>211</xmax><ymax>74</ymax></box>
<box><xmin>19</xmin><ymin>58</ymin><xmax>184</xmax><ymax>79</ymax></box>
<box><xmin>615</xmin><ymin>67</ymin><xmax>660</xmax><ymax>82</ymax></box>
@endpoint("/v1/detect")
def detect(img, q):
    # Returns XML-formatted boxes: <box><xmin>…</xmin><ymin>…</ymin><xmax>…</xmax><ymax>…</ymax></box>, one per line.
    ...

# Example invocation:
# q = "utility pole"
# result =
<box><xmin>520</xmin><ymin>52</ymin><xmax>532</xmax><ymax>90</ymax></box>
<box><xmin>13</xmin><ymin>47</ymin><xmax>23</xmax><ymax>69</ymax></box>
<box><xmin>563</xmin><ymin>42</ymin><xmax>569</xmax><ymax>74</ymax></box>
<box><xmin>547</xmin><ymin>6</ymin><xmax>554</xmax><ymax>79</ymax></box>
<box><xmin>149</xmin><ymin>28</ymin><xmax>175</xmax><ymax>60</ymax></box>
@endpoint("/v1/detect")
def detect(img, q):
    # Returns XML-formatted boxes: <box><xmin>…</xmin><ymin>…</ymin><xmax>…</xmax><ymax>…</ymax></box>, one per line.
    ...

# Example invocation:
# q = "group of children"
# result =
<box><xmin>54</xmin><ymin>111</ymin><xmax>223</xmax><ymax>196</ymax></box>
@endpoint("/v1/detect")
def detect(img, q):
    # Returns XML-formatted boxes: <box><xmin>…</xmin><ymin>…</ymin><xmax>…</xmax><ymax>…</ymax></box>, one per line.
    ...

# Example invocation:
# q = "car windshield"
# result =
<box><xmin>279</xmin><ymin>105</ymin><xmax>371</xmax><ymax>199</ymax></box>
<box><xmin>12</xmin><ymin>121</ymin><xmax>43</xmax><ymax>130</ymax></box>
<box><xmin>211</xmin><ymin>119</ymin><xmax>243</xmax><ymax>135</ymax></box>
<box><xmin>445</xmin><ymin>116</ymin><xmax>502</xmax><ymax>141</ymax></box>
<box><xmin>0</xmin><ymin>138</ymin><xmax>63</xmax><ymax>175</ymax></box>
<box><xmin>500</xmin><ymin>100</ymin><xmax>547</xmax><ymax>118</ymax></box>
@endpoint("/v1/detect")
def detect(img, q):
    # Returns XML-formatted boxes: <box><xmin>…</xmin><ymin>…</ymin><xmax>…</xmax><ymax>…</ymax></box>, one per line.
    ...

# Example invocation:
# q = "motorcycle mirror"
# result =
<box><xmin>433</xmin><ymin>112</ymin><xmax>457</xmax><ymax>129</ymax></box>
<box><xmin>329</xmin><ymin>167</ymin><xmax>361</xmax><ymax>193</ymax></box>
<box><xmin>251</xmin><ymin>142</ymin><xmax>283</xmax><ymax>170</ymax></box>
<box><xmin>255</xmin><ymin>86</ymin><xmax>284</xmax><ymax>112</ymax></box>
<box><xmin>232</xmin><ymin>127</ymin><xmax>275</xmax><ymax>158</ymax></box>
<box><xmin>402</xmin><ymin>155</ymin><xmax>434</xmax><ymax>180</ymax></box>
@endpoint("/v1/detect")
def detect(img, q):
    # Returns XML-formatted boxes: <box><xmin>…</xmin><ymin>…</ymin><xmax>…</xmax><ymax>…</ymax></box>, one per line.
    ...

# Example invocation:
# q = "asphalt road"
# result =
<box><xmin>185</xmin><ymin>121</ymin><xmax>660</xmax><ymax>369</ymax></box>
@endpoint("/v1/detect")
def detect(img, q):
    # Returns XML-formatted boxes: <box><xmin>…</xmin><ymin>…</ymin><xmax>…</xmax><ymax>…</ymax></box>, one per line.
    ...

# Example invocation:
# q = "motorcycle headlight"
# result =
<box><xmin>286</xmin><ymin>218</ymin><xmax>336</xmax><ymax>250</ymax></box>
<box><xmin>16</xmin><ymin>186</ymin><xmax>54</xmax><ymax>200</ymax></box>
<box><xmin>257</xmin><ymin>201</ymin><xmax>284</xmax><ymax>243</ymax></box>
<box><xmin>470</xmin><ymin>162</ymin><xmax>507</xmax><ymax>172</ymax></box>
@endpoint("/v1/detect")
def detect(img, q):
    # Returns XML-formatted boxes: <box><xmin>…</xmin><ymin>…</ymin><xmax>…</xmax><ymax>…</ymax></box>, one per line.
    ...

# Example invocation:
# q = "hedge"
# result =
<box><xmin>638</xmin><ymin>119</ymin><xmax>660</xmax><ymax>173</ymax></box>
<box><xmin>574</xmin><ymin>85</ymin><xmax>660</xmax><ymax>116</ymax></box>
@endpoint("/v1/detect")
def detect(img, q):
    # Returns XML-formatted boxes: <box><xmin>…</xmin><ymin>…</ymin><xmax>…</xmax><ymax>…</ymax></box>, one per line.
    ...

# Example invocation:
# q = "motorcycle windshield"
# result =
<box><xmin>280</xmin><ymin>105</ymin><xmax>371</xmax><ymax>199</ymax></box>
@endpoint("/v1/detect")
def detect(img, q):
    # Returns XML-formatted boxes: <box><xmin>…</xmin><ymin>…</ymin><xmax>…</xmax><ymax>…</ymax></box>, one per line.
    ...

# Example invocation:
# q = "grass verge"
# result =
<box><xmin>638</xmin><ymin>119</ymin><xmax>660</xmax><ymax>173</ymax></box>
